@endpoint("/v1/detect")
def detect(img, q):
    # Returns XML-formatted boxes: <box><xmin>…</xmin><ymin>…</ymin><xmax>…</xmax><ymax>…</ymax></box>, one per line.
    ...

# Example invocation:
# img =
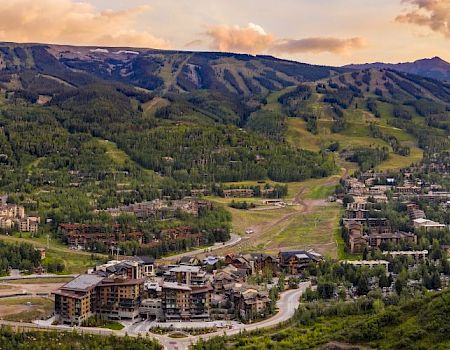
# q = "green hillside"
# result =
<box><xmin>193</xmin><ymin>290</ymin><xmax>450</xmax><ymax>350</ymax></box>
<box><xmin>271</xmin><ymin>68</ymin><xmax>450</xmax><ymax>171</ymax></box>
<box><xmin>0</xmin><ymin>43</ymin><xmax>449</xmax><ymax>257</ymax></box>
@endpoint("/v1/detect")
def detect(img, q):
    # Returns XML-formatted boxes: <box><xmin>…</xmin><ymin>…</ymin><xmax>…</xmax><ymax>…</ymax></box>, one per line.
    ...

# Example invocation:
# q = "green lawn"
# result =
<box><xmin>100</xmin><ymin>322</ymin><xmax>125</xmax><ymax>331</ymax></box>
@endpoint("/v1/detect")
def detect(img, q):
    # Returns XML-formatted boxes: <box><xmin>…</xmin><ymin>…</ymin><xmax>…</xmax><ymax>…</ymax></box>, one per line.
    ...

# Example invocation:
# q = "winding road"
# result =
<box><xmin>124</xmin><ymin>281</ymin><xmax>310</xmax><ymax>350</ymax></box>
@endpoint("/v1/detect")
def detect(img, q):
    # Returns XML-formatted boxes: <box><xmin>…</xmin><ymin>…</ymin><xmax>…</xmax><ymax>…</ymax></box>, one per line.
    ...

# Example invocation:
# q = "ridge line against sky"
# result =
<box><xmin>0</xmin><ymin>0</ymin><xmax>449</xmax><ymax>65</ymax></box>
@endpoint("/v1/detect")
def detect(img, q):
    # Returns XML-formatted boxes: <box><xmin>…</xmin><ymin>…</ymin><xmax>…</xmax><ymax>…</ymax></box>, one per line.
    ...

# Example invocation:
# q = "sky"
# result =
<box><xmin>0</xmin><ymin>0</ymin><xmax>449</xmax><ymax>66</ymax></box>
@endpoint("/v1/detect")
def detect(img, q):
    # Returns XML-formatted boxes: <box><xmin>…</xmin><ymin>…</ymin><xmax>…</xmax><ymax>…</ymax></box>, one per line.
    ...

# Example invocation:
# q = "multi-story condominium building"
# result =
<box><xmin>95</xmin><ymin>278</ymin><xmax>143</xmax><ymax>321</ymax></box>
<box><xmin>167</xmin><ymin>265</ymin><xmax>208</xmax><ymax>286</ymax></box>
<box><xmin>344</xmin><ymin>221</ymin><xmax>368</xmax><ymax>254</ymax></box>
<box><xmin>161</xmin><ymin>282</ymin><xmax>212</xmax><ymax>321</ymax></box>
<box><xmin>58</xmin><ymin>224</ymin><xmax>144</xmax><ymax>250</ymax></box>
<box><xmin>0</xmin><ymin>204</ymin><xmax>25</xmax><ymax>219</ymax></box>
<box><xmin>0</xmin><ymin>217</ymin><xmax>14</xmax><ymax>230</ymax></box>
<box><xmin>19</xmin><ymin>216</ymin><xmax>40</xmax><ymax>233</ymax></box>
<box><xmin>346</xmin><ymin>208</ymin><xmax>369</xmax><ymax>220</ymax></box>
<box><xmin>54</xmin><ymin>274</ymin><xmax>105</xmax><ymax>326</ymax></box>
<box><xmin>407</xmin><ymin>203</ymin><xmax>426</xmax><ymax>221</ymax></box>
<box><xmin>0</xmin><ymin>202</ymin><xmax>39</xmax><ymax>233</ymax></box>
<box><xmin>382</xmin><ymin>250</ymin><xmax>428</xmax><ymax>261</ymax></box>
<box><xmin>91</xmin><ymin>257</ymin><xmax>155</xmax><ymax>280</ymax></box>
<box><xmin>222</xmin><ymin>189</ymin><xmax>254</xmax><ymax>198</ymax></box>
<box><xmin>344</xmin><ymin>260</ymin><xmax>390</xmax><ymax>271</ymax></box>
<box><xmin>368</xmin><ymin>231</ymin><xmax>417</xmax><ymax>248</ymax></box>
<box><xmin>139</xmin><ymin>298</ymin><xmax>164</xmax><ymax>320</ymax></box>
<box><xmin>226</xmin><ymin>284</ymin><xmax>271</xmax><ymax>321</ymax></box>
<box><xmin>105</xmin><ymin>199</ymin><xmax>210</xmax><ymax>219</ymax></box>
<box><xmin>54</xmin><ymin>274</ymin><xmax>144</xmax><ymax>326</ymax></box>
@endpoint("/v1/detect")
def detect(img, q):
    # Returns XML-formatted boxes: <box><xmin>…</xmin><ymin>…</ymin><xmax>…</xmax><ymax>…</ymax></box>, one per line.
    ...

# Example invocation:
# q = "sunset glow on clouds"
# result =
<box><xmin>205</xmin><ymin>23</ymin><xmax>275</xmax><ymax>54</ymax></box>
<box><xmin>0</xmin><ymin>0</ymin><xmax>169</xmax><ymax>48</ymax></box>
<box><xmin>397</xmin><ymin>0</ymin><xmax>450</xmax><ymax>38</ymax></box>
<box><xmin>203</xmin><ymin>23</ymin><xmax>367</xmax><ymax>55</ymax></box>
<box><xmin>0</xmin><ymin>0</ymin><xmax>449</xmax><ymax>65</ymax></box>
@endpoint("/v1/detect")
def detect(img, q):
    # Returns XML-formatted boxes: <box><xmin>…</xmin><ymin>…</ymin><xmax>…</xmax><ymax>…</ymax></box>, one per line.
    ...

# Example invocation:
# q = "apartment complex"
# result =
<box><xmin>160</xmin><ymin>282</ymin><xmax>212</xmax><ymax>321</ymax></box>
<box><xmin>104</xmin><ymin>199</ymin><xmax>211</xmax><ymax>219</ymax></box>
<box><xmin>54</xmin><ymin>274</ymin><xmax>144</xmax><ymax>326</ymax></box>
<box><xmin>0</xmin><ymin>198</ymin><xmax>40</xmax><ymax>233</ymax></box>
<box><xmin>58</xmin><ymin>224</ymin><xmax>144</xmax><ymax>250</ymax></box>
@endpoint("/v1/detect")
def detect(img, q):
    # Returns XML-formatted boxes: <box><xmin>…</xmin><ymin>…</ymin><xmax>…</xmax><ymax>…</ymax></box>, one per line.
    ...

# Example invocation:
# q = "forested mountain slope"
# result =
<box><xmin>0</xmin><ymin>42</ymin><xmax>449</xmax><ymax>224</ymax></box>
<box><xmin>273</xmin><ymin>68</ymin><xmax>450</xmax><ymax>171</ymax></box>
<box><xmin>0</xmin><ymin>43</ymin><xmax>348</xmax><ymax>97</ymax></box>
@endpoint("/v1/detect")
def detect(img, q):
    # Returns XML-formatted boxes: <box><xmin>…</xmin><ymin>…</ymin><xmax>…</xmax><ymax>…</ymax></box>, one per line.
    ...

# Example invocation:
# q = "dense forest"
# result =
<box><xmin>0</xmin><ymin>241</ymin><xmax>41</xmax><ymax>275</ymax></box>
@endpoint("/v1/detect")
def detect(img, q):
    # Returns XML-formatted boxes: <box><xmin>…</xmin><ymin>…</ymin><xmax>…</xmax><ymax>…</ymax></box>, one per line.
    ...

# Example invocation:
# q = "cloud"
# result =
<box><xmin>205</xmin><ymin>23</ymin><xmax>275</xmax><ymax>54</ymax></box>
<box><xmin>0</xmin><ymin>0</ymin><xmax>169</xmax><ymax>48</ymax></box>
<box><xmin>184</xmin><ymin>39</ymin><xmax>204</xmax><ymax>48</ymax></box>
<box><xmin>203</xmin><ymin>22</ymin><xmax>366</xmax><ymax>55</ymax></box>
<box><xmin>396</xmin><ymin>0</ymin><xmax>450</xmax><ymax>38</ymax></box>
<box><xmin>272</xmin><ymin>37</ymin><xmax>367</xmax><ymax>54</ymax></box>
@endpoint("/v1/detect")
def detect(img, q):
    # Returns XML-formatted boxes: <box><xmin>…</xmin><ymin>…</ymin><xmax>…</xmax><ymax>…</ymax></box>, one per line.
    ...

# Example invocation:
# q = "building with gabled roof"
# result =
<box><xmin>278</xmin><ymin>250</ymin><xmax>323</xmax><ymax>275</ymax></box>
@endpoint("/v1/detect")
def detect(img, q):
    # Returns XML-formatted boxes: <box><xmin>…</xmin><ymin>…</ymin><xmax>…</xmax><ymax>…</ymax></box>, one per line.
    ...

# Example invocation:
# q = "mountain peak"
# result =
<box><xmin>414</xmin><ymin>56</ymin><xmax>449</xmax><ymax>65</ymax></box>
<box><xmin>345</xmin><ymin>56</ymin><xmax>450</xmax><ymax>81</ymax></box>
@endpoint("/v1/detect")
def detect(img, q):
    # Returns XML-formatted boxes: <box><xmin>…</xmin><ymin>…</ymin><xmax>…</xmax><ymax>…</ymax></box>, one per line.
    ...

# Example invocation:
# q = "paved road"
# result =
<box><xmin>126</xmin><ymin>281</ymin><xmax>310</xmax><ymax>350</ymax></box>
<box><xmin>0</xmin><ymin>274</ymin><xmax>78</xmax><ymax>281</ymax></box>
<box><xmin>158</xmin><ymin>233</ymin><xmax>241</xmax><ymax>263</ymax></box>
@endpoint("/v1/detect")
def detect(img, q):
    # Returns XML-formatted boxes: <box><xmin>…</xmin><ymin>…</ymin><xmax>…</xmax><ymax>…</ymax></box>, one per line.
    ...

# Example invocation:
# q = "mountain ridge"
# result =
<box><xmin>0</xmin><ymin>42</ymin><xmax>348</xmax><ymax>97</ymax></box>
<box><xmin>344</xmin><ymin>56</ymin><xmax>450</xmax><ymax>82</ymax></box>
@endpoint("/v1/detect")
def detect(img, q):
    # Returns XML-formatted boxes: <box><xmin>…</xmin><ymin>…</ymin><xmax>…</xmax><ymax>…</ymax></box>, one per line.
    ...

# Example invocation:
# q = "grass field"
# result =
<box><xmin>0</xmin><ymin>297</ymin><xmax>53</xmax><ymax>322</ymax></box>
<box><xmin>258</xmin><ymin>204</ymin><xmax>341</xmax><ymax>258</ymax></box>
<box><xmin>229</xmin><ymin>206</ymin><xmax>297</xmax><ymax>236</ymax></box>
<box><xmin>210</xmin><ymin>163</ymin><xmax>350</xmax><ymax>258</ymax></box>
